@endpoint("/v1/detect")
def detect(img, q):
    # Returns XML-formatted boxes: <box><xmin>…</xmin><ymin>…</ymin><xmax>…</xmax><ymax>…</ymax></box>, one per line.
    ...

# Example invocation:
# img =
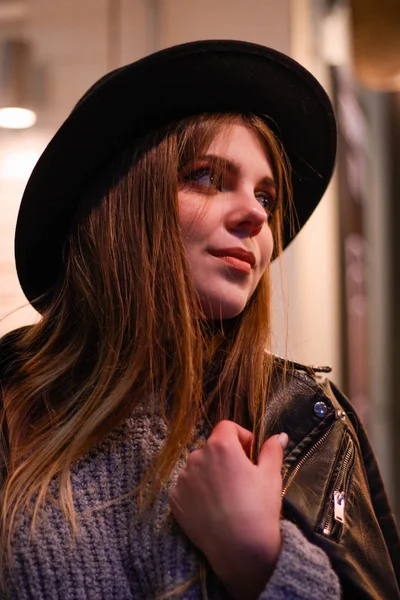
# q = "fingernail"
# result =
<box><xmin>277</xmin><ymin>432</ymin><xmax>289</xmax><ymax>450</ymax></box>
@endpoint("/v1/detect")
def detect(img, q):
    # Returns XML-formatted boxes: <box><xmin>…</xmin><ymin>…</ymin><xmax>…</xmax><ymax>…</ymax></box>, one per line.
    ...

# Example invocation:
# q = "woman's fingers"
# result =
<box><xmin>169</xmin><ymin>420</ymin><xmax>287</xmax><ymax>599</ymax></box>
<box><xmin>206</xmin><ymin>419</ymin><xmax>254</xmax><ymax>458</ymax></box>
<box><xmin>255</xmin><ymin>432</ymin><xmax>288</xmax><ymax>502</ymax></box>
<box><xmin>258</xmin><ymin>432</ymin><xmax>288</xmax><ymax>472</ymax></box>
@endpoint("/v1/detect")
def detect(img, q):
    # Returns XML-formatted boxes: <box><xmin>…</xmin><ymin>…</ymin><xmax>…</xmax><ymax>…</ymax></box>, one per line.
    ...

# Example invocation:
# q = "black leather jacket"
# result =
<box><xmin>1</xmin><ymin>331</ymin><xmax>399</xmax><ymax>598</ymax></box>
<box><xmin>265</xmin><ymin>360</ymin><xmax>400</xmax><ymax>599</ymax></box>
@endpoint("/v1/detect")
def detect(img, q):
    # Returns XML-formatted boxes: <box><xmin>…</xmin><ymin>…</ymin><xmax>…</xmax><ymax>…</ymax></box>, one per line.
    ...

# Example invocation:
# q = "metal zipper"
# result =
<box><xmin>322</xmin><ymin>436</ymin><xmax>355</xmax><ymax>536</ymax></box>
<box><xmin>281</xmin><ymin>422</ymin><xmax>335</xmax><ymax>497</ymax></box>
<box><xmin>333</xmin><ymin>491</ymin><xmax>345</xmax><ymax>523</ymax></box>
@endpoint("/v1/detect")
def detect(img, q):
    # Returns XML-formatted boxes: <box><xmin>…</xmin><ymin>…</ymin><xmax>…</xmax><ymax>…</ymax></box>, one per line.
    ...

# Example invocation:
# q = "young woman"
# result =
<box><xmin>0</xmin><ymin>40</ymin><xmax>398</xmax><ymax>599</ymax></box>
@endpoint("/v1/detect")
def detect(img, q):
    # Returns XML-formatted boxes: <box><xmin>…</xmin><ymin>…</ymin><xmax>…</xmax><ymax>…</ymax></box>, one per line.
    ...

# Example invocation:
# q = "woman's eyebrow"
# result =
<box><xmin>198</xmin><ymin>154</ymin><xmax>240</xmax><ymax>175</ymax></box>
<box><xmin>199</xmin><ymin>154</ymin><xmax>277</xmax><ymax>189</ymax></box>
<box><xmin>258</xmin><ymin>176</ymin><xmax>277</xmax><ymax>191</ymax></box>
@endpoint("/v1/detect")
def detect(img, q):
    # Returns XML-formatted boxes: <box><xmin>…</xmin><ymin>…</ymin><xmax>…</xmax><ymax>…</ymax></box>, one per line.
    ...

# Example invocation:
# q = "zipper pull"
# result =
<box><xmin>333</xmin><ymin>491</ymin><xmax>345</xmax><ymax>523</ymax></box>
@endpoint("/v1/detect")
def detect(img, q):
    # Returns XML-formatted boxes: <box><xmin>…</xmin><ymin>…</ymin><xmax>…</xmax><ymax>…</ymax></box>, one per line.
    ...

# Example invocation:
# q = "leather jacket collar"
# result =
<box><xmin>266</xmin><ymin>359</ymin><xmax>400</xmax><ymax>599</ymax></box>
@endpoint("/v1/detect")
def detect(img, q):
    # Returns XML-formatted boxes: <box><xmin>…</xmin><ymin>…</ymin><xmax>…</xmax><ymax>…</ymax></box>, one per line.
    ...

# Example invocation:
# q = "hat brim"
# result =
<box><xmin>15</xmin><ymin>39</ymin><xmax>337</xmax><ymax>309</ymax></box>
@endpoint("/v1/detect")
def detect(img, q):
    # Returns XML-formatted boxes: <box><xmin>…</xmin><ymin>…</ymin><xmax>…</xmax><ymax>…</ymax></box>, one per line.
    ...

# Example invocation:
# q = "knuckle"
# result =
<box><xmin>214</xmin><ymin>419</ymin><xmax>234</xmax><ymax>432</ymax></box>
<box><xmin>207</xmin><ymin>436</ymin><xmax>231</xmax><ymax>454</ymax></box>
<box><xmin>186</xmin><ymin>448</ymin><xmax>202</xmax><ymax>467</ymax></box>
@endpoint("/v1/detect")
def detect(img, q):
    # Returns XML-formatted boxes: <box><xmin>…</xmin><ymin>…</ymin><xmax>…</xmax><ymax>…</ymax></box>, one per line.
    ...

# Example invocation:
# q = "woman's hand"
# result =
<box><xmin>169</xmin><ymin>420</ymin><xmax>288</xmax><ymax>600</ymax></box>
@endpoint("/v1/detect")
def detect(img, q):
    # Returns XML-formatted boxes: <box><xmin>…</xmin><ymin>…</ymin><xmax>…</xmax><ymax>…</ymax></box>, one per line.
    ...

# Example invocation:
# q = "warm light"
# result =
<box><xmin>351</xmin><ymin>0</ymin><xmax>400</xmax><ymax>92</ymax></box>
<box><xmin>0</xmin><ymin>107</ymin><xmax>36</xmax><ymax>129</ymax></box>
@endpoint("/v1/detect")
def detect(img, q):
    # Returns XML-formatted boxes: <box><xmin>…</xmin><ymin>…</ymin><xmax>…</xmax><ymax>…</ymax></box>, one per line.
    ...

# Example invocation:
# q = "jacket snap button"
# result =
<box><xmin>314</xmin><ymin>401</ymin><xmax>329</xmax><ymax>418</ymax></box>
<box><xmin>337</xmin><ymin>409</ymin><xmax>346</xmax><ymax>420</ymax></box>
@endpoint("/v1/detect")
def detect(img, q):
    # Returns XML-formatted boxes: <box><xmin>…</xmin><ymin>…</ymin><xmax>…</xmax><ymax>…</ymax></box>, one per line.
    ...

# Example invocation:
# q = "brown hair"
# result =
<box><xmin>0</xmin><ymin>112</ymin><xmax>292</xmax><ymax>577</ymax></box>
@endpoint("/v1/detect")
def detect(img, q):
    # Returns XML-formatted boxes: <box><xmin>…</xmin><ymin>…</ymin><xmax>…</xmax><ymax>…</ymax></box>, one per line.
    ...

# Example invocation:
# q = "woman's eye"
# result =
<box><xmin>255</xmin><ymin>191</ymin><xmax>279</xmax><ymax>218</ymax></box>
<box><xmin>182</xmin><ymin>167</ymin><xmax>224</xmax><ymax>192</ymax></box>
<box><xmin>192</xmin><ymin>168</ymin><xmax>216</xmax><ymax>187</ymax></box>
<box><xmin>256</xmin><ymin>192</ymin><xmax>272</xmax><ymax>211</ymax></box>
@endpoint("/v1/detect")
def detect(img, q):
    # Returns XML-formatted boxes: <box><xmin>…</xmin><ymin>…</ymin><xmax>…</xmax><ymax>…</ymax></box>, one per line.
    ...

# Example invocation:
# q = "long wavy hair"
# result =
<box><xmin>0</xmin><ymin>112</ymin><xmax>292</xmax><ymax>576</ymax></box>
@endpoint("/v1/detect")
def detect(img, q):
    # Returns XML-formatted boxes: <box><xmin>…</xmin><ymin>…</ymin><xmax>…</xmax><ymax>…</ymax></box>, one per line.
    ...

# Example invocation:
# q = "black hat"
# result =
<box><xmin>15</xmin><ymin>39</ymin><xmax>337</xmax><ymax>310</ymax></box>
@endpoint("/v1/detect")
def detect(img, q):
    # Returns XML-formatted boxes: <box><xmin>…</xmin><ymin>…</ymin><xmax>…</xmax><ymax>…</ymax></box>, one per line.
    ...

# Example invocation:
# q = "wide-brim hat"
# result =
<box><xmin>15</xmin><ymin>39</ymin><xmax>337</xmax><ymax>310</ymax></box>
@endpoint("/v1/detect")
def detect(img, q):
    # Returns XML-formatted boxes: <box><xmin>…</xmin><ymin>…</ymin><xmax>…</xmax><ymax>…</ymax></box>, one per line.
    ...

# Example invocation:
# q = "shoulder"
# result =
<box><xmin>271</xmin><ymin>354</ymin><xmax>333</xmax><ymax>377</ymax></box>
<box><xmin>270</xmin><ymin>354</ymin><xmax>355</xmax><ymax>413</ymax></box>
<box><xmin>264</xmin><ymin>354</ymin><xmax>363</xmax><ymax>455</ymax></box>
<box><xmin>269</xmin><ymin>354</ymin><xmax>342</xmax><ymax>410</ymax></box>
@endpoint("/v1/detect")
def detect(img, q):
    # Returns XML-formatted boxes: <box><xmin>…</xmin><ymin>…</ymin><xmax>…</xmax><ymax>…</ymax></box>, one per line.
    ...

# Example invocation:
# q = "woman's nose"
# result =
<box><xmin>225</xmin><ymin>190</ymin><xmax>268</xmax><ymax>236</ymax></box>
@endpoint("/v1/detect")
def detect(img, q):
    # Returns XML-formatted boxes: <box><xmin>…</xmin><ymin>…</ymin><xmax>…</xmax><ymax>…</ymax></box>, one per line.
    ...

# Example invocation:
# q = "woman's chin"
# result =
<box><xmin>201</xmin><ymin>299</ymin><xmax>247</xmax><ymax>321</ymax></box>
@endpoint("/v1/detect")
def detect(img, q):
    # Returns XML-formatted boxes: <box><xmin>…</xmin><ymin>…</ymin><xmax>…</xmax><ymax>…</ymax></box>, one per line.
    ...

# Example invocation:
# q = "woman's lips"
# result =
<box><xmin>214</xmin><ymin>255</ymin><xmax>252</xmax><ymax>273</ymax></box>
<box><xmin>208</xmin><ymin>248</ymin><xmax>255</xmax><ymax>274</ymax></box>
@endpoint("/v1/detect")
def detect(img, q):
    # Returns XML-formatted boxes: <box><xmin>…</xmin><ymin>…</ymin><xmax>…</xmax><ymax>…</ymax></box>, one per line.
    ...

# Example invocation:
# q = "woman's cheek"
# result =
<box><xmin>259</xmin><ymin>224</ymin><xmax>274</xmax><ymax>271</ymax></box>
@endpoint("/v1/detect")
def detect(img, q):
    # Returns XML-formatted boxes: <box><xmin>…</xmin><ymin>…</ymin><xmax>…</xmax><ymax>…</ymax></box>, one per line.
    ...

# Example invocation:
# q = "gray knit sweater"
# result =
<box><xmin>5</xmin><ymin>407</ymin><xmax>341</xmax><ymax>599</ymax></box>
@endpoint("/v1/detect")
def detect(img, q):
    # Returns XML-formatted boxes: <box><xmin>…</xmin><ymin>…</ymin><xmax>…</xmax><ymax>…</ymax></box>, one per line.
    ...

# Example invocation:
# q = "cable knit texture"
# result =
<box><xmin>4</xmin><ymin>406</ymin><xmax>341</xmax><ymax>599</ymax></box>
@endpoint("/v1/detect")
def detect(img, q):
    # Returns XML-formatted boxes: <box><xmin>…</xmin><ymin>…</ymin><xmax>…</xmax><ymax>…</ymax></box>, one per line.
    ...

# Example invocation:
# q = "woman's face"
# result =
<box><xmin>178</xmin><ymin>122</ymin><xmax>276</xmax><ymax>319</ymax></box>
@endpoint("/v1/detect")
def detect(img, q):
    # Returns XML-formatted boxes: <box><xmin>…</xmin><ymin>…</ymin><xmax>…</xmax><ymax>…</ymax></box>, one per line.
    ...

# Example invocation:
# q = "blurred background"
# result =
<box><xmin>0</xmin><ymin>0</ymin><xmax>399</xmax><ymax>519</ymax></box>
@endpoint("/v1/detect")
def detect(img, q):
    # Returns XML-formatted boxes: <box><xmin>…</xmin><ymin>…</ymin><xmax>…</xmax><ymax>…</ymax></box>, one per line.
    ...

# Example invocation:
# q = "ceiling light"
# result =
<box><xmin>0</xmin><ymin>39</ymin><xmax>37</xmax><ymax>129</ymax></box>
<box><xmin>0</xmin><ymin>106</ymin><xmax>36</xmax><ymax>129</ymax></box>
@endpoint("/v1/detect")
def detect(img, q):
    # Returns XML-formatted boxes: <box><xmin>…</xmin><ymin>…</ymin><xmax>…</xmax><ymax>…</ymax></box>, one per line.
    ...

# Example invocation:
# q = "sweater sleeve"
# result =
<box><xmin>259</xmin><ymin>519</ymin><xmax>341</xmax><ymax>600</ymax></box>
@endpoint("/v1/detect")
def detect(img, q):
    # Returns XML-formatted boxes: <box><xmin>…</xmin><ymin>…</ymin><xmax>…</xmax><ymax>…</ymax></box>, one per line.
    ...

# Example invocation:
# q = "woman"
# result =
<box><xmin>0</xmin><ymin>40</ymin><xmax>398</xmax><ymax>599</ymax></box>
